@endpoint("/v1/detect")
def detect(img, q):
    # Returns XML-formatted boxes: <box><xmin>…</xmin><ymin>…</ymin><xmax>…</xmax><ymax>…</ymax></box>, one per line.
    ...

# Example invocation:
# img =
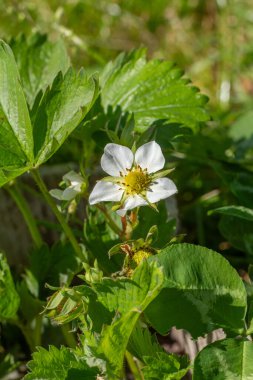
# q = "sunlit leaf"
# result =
<box><xmin>100</xmin><ymin>49</ymin><xmax>209</xmax><ymax>133</ymax></box>
<box><xmin>25</xmin><ymin>346</ymin><xmax>99</xmax><ymax>380</ymax></box>
<box><xmin>193</xmin><ymin>338</ymin><xmax>253</xmax><ymax>380</ymax></box>
<box><xmin>0</xmin><ymin>40</ymin><xmax>33</xmax><ymax>174</ymax></box>
<box><xmin>11</xmin><ymin>33</ymin><xmax>70</xmax><ymax>108</ymax></box>
<box><xmin>145</xmin><ymin>243</ymin><xmax>247</xmax><ymax>338</ymax></box>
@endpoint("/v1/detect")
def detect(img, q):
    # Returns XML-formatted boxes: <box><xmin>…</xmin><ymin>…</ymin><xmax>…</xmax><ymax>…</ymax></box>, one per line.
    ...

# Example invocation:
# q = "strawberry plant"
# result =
<box><xmin>0</xmin><ymin>32</ymin><xmax>253</xmax><ymax>380</ymax></box>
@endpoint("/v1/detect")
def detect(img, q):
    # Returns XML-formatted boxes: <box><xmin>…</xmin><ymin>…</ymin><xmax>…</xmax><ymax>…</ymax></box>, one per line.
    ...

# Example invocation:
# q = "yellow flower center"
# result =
<box><xmin>123</xmin><ymin>167</ymin><xmax>151</xmax><ymax>195</ymax></box>
<box><xmin>132</xmin><ymin>249</ymin><xmax>152</xmax><ymax>265</ymax></box>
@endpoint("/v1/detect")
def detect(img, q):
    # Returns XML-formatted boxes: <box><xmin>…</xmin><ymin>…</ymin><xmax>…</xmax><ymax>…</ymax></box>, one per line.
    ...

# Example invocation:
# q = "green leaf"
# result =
<box><xmin>33</xmin><ymin>68</ymin><xmax>98</xmax><ymax>165</ymax></box>
<box><xmin>0</xmin><ymin>40</ymin><xmax>33</xmax><ymax>172</ymax></box>
<box><xmin>193</xmin><ymin>338</ymin><xmax>253</xmax><ymax>380</ymax></box>
<box><xmin>220</xmin><ymin>218</ymin><xmax>253</xmax><ymax>255</ymax></box>
<box><xmin>84</xmin><ymin>205</ymin><xmax>122</xmax><ymax>274</ymax></box>
<box><xmin>209</xmin><ymin>205</ymin><xmax>253</xmax><ymax>221</ymax></box>
<box><xmin>247</xmin><ymin>300</ymin><xmax>253</xmax><ymax>334</ymax></box>
<box><xmin>27</xmin><ymin>242</ymin><xmax>81</xmax><ymax>298</ymax></box>
<box><xmin>128</xmin><ymin>322</ymin><xmax>163</xmax><ymax>362</ymax></box>
<box><xmin>211</xmin><ymin>162</ymin><xmax>253</xmax><ymax>209</ymax></box>
<box><xmin>10</xmin><ymin>34</ymin><xmax>70</xmax><ymax>108</ymax></box>
<box><xmin>229</xmin><ymin>172</ymin><xmax>253</xmax><ymax>209</ymax></box>
<box><xmin>145</xmin><ymin>243</ymin><xmax>247</xmax><ymax>338</ymax></box>
<box><xmin>209</xmin><ymin>205</ymin><xmax>253</xmax><ymax>255</ymax></box>
<box><xmin>0</xmin><ymin>253</ymin><xmax>20</xmax><ymax>319</ymax></box>
<box><xmin>132</xmin><ymin>201</ymin><xmax>176</xmax><ymax>247</ymax></box>
<box><xmin>100</xmin><ymin>49</ymin><xmax>209</xmax><ymax>133</ymax></box>
<box><xmin>0</xmin><ymin>167</ymin><xmax>28</xmax><ymax>188</ymax></box>
<box><xmin>25</xmin><ymin>346</ymin><xmax>99</xmax><ymax>380</ymax></box>
<box><xmin>0</xmin><ymin>40</ymin><xmax>98</xmax><ymax>187</ymax></box>
<box><xmin>16</xmin><ymin>281</ymin><xmax>44</xmax><ymax>322</ymax></box>
<box><xmin>94</xmin><ymin>260</ymin><xmax>163</xmax><ymax>315</ymax></box>
<box><xmin>96</xmin><ymin>261</ymin><xmax>164</xmax><ymax>377</ymax></box>
<box><xmin>143</xmin><ymin>352</ymin><xmax>189</xmax><ymax>380</ymax></box>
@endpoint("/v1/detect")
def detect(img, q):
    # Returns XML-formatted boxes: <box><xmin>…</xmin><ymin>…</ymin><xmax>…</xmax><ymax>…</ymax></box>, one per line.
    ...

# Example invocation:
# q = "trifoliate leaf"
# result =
<box><xmin>0</xmin><ymin>40</ymin><xmax>98</xmax><ymax>187</ymax></box>
<box><xmin>100</xmin><ymin>49</ymin><xmax>209</xmax><ymax>133</ymax></box>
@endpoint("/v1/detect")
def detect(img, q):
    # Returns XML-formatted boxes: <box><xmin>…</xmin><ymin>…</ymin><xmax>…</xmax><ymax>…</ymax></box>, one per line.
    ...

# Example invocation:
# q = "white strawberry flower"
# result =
<box><xmin>89</xmin><ymin>141</ymin><xmax>177</xmax><ymax>216</ymax></box>
<box><xmin>50</xmin><ymin>171</ymin><xmax>84</xmax><ymax>201</ymax></box>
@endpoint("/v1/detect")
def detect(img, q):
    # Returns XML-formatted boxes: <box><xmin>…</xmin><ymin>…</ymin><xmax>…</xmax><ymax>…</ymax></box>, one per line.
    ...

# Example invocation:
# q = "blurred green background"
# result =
<box><xmin>1</xmin><ymin>0</ymin><xmax>253</xmax><ymax>111</ymax></box>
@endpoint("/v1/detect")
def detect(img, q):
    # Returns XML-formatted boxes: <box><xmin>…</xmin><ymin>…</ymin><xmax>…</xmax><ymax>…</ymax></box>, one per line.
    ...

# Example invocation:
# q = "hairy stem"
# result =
<box><xmin>6</xmin><ymin>183</ymin><xmax>43</xmax><ymax>248</ymax></box>
<box><xmin>125</xmin><ymin>351</ymin><xmax>144</xmax><ymax>380</ymax></box>
<box><xmin>31</xmin><ymin>169</ymin><xmax>83</xmax><ymax>259</ymax></box>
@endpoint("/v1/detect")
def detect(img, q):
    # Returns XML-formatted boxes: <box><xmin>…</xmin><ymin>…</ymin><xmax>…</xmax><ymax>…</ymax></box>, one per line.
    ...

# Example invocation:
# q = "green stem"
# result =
<box><xmin>125</xmin><ymin>351</ymin><xmax>144</xmax><ymax>380</ymax></box>
<box><xmin>33</xmin><ymin>315</ymin><xmax>42</xmax><ymax>347</ymax></box>
<box><xmin>96</xmin><ymin>204</ymin><xmax>123</xmax><ymax>237</ymax></box>
<box><xmin>61</xmin><ymin>324</ymin><xmax>76</xmax><ymax>349</ymax></box>
<box><xmin>6</xmin><ymin>184</ymin><xmax>43</xmax><ymax>248</ymax></box>
<box><xmin>31</xmin><ymin>169</ymin><xmax>83</xmax><ymax>259</ymax></box>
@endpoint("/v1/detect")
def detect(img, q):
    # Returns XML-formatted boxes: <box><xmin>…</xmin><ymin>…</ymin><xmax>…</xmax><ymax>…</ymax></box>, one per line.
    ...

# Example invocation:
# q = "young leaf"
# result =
<box><xmin>193</xmin><ymin>338</ymin><xmax>253</xmax><ymax>380</ymax></box>
<box><xmin>25</xmin><ymin>346</ymin><xmax>99</xmax><ymax>380</ymax></box>
<box><xmin>93</xmin><ymin>259</ymin><xmax>163</xmax><ymax>315</ymax></box>
<box><xmin>132</xmin><ymin>201</ymin><xmax>176</xmax><ymax>247</ymax></box>
<box><xmin>145</xmin><ymin>243</ymin><xmax>247</xmax><ymax>338</ymax></box>
<box><xmin>10</xmin><ymin>34</ymin><xmax>70</xmax><ymax>108</ymax></box>
<box><xmin>100</xmin><ymin>49</ymin><xmax>209</xmax><ymax>133</ymax></box>
<box><xmin>143</xmin><ymin>352</ymin><xmax>189</xmax><ymax>380</ymax></box>
<box><xmin>0</xmin><ymin>253</ymin><xmax>20</xmax><ymax>319</ymax></box>
<box><xmin>95</xmin><ymin>261</ymin><xmax>164</xmax><ymax>377</ymax></box>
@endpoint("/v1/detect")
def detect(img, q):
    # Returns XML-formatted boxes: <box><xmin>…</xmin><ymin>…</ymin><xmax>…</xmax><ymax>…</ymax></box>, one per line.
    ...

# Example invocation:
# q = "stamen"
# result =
<box><xmin>123</xmin><ymin>166</ymin><xmax>151</xmax><ymax>196</ymax></box>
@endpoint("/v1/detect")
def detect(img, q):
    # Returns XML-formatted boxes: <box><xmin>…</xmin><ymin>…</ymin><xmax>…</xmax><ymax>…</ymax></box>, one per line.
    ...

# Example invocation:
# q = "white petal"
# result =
<box><xmin>135</xmin><ymin>141</ymin><xmax>165</xmax><ymax>173</ymax></box>
<box><xmin>49</xmin><ymin>189</ymin><xmax>64</xmax><ymax>200</ymax></box>
<box><xmin>89</xmin><ymin>181</ymin><xmax>124</xmax><ymax>205</ymax></box>
<box><xmin>63</xmin><ymin>171</ymin><xmax>83</xmax><ymax>185</ymax></box>
<box><xmin>62</xmin><ymin>187</ymin><xmax>79</xmax><ymax>201</ymax></box>
<box><xmin>101</xmin><ymin>144</ymin><xmax>134</xmax><ymax>176</ymax></box>
<box><xmin>117</xmin><ymin>195</ymin><xmax>148</xmax><ymax>216</ymax></box>
<box><xmin>147</xmin><ymin>178</ymin><xmax>177</xmax><ymax>203</ymax></box>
